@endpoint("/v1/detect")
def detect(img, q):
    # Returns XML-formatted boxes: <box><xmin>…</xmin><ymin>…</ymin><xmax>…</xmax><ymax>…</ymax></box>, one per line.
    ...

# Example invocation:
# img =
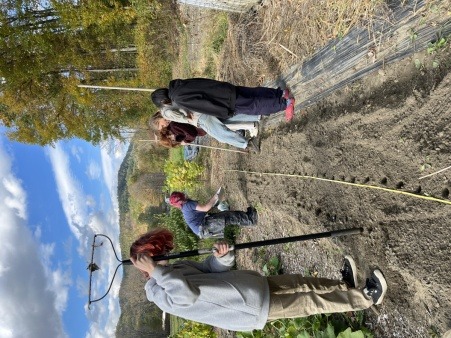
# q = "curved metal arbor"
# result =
<box><xmin>87</xmin><ymin>234</ymin><xmax>125</xmax><ymax>309</ymax></box>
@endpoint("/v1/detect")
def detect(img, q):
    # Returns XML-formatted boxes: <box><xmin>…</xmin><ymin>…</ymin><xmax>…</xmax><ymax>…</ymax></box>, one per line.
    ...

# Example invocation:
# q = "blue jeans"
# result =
<box><xmin>197</xmin><ymin>114</ymin><xmax>248</xmax><ymax>149</ymax></box>
<box><xmin>220</xmin><ymin>113</ymin><xmax>260</xmax><ymax>131</ymax></box>
<box><xmin>223</xmin><ymin>114</ymin><xmax>261</xmax><ymax>123</ymax></box>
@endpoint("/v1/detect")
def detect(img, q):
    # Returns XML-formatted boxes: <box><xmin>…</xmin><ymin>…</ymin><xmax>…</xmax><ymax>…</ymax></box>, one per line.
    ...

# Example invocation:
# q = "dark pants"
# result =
<box><xmin>235</xmin><ymin>86</ymin><xmax>287</xmax><ymax>116</ymax></box>
<box><xmin>201</xmin><ymin>210</ymin><xmax>256</xmax><ymax>238</ymax></box>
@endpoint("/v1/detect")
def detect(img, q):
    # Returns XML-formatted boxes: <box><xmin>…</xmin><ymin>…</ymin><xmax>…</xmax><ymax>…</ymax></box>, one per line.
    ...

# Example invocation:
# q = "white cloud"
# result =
<box><xmin>2</xmin><ymin>174</ymin><xmax>27</xmax><ymax>219</ymax></box>
<box><xmin>0</xmin><ymin>141</ymin><xmax>67</xmax><ymax>338</ymax></box>
<box><xmin>39</xmin><ymin>242</ymin><xmax>72</xmax><ymax>314</ymax></box>
<box><xmin>48</xmin><ymin>141</ymin><xmax>126</xmax><ymax>338</ymax></box>
<box><xmin>0</xmin><ymin>327</ymin><xmax>13</xmax><ymax>338</ymax></box>
<box><xmin>46</xmin><ymin>144</ymin><xmax>86</xmax><ymax>240</ymax></box>
<box><xmin>100</xmin><ymin>139</ymin><xmax>128</xmax><ymax>202</ymax></box>
<box><xmin>86</xmin><ymin>195</ymin><xmax>96</xmax><ymax>208</ymax></box>
<box><xmin>87</xmin><ymin>161</ymin><xmax>101</xmax><ymax>180</ymax></box>
<box><xmin>71</xmin><ymin>145</ymin><xmax>84</xmax><ymax>163</ymax></box>
<box><xmin>50</xmin><ymin>268</ymin><xmax>72</xmax><ymax>313</ymax></box>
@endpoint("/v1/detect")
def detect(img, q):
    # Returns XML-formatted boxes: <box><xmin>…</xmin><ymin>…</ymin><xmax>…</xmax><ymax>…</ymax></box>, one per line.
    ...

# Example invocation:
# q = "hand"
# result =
<box><xmin>130</xmin><ymin>253</ymin><xmax>157</xmax><ymax>277</ymax></box>
<box><xmin>213</xmin><ymin>242</ymin><xmax>230</xmax><ymax>257</ymax></box>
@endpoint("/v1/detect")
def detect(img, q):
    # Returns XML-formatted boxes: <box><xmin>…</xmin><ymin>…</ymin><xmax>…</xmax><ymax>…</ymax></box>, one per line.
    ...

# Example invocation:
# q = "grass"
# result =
<box><xmin>218</xmin><ymin>0</ymin><xmax>388</xmax><ymax>83</ymax></box>
<box><xmin>174</xmin><ymin>8</ymin><xmax>229</xmax><ymax>78</ymax></box>
<box><xmin>133</xmin><ymin>0</ymin><xmax>179</xmax><ymax>86</ymax></box>
<box><xmin>169</xmin><ymin>146</ymin><xmax>184</xmax><ymax>163</ymax></box>
<box><xmin>173</xmin><ymin>28</ymin><xmax>192</xmax><ymax>78</ymax></box>
<box><xmin>170</xmin><ymin>316</ymin><xmax>185</xmax><ymax>336</ymax></box>
<box><xmin>203</xmin><ymin>12</ymin><xmax>229</xmax><ymax>78</ymax></box>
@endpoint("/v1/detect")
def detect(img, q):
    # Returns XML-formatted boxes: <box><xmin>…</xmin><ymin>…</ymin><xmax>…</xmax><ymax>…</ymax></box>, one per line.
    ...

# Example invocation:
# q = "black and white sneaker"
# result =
<box><xmin>341</xmin><ymin>255</ymin><xmax>358</xmax><ymax>288</ymax></box>
<box><xmin>235</xmin><ymin>129</ymin><xmax>246</xmax><ymax>138</ymax></box>
<box><xmin>363</xmin><ymin>269</ymin><xmax>388</xmax><ymax>305</ymax></box>
<box><xmin>247</xmin><ymin>138</ymin><xmax>260</xmax><ymax>153</ymax></box>
<box><xmin>246</xmin><ymin>206</ymin><xmax>258</xmax><ymax>225</ymax></box>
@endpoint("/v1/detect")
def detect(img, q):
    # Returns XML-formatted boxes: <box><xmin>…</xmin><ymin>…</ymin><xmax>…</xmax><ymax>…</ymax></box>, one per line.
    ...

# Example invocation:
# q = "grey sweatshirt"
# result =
<box><xmin>144</xmin><ymin>252</ymin><xmax>270</xmax><ymax>331</ymax></box>
<box><xmin>161</xmin><ymin>105</ymin><xmax>201</xmax><ymax>127</ymax></box>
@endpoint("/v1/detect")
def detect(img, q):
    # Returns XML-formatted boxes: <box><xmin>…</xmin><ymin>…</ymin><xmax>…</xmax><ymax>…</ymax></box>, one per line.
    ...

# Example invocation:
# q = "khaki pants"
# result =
<box><xmin>267</xmin><ymin>274</ymin><xmax>373</xmax><ymax>320</ymax></box>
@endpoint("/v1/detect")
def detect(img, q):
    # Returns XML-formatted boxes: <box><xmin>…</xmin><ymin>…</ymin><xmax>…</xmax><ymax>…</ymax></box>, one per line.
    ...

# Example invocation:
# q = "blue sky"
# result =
<box><xmin>0</xmin><ymin>130</ymin><xmax>129</xmax><ymax>338</ymax></box>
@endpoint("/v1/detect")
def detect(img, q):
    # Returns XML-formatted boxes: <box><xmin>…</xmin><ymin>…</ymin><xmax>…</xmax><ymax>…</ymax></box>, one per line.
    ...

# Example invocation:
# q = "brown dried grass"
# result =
<box><xmin>218</xmin><ymin>0</ymin><xmax>389</xmax><ymax>84</ymax></box>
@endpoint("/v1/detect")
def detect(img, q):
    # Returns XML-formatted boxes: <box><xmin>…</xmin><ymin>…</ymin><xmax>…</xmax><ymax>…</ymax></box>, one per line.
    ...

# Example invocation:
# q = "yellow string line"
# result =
<box><xmin>225</xmin><ymin>169</ymin><xmax>451</xmax><ymax>206</ymax></box>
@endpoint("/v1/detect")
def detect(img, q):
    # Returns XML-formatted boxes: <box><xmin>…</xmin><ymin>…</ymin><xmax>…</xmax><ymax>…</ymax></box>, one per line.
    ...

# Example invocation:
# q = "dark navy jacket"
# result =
<box><xmin>168</xmin><ymin>78</ymin><xmax>236</xmax><ymax>119</ymax></box>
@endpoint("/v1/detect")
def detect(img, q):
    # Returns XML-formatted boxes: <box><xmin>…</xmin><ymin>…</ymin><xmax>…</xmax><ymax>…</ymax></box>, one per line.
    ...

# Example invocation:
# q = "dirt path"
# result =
<box><xmin>209</xmin><ymin>46</ymin><xmax>451</xmax><ymax>336</ymax></box>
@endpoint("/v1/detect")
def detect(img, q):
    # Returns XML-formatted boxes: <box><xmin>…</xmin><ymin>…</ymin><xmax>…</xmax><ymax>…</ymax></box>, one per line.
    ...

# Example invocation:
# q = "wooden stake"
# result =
<box><xmin>78</xmin><ymin>84</ymin><xmax>155</xmax><ymax>92</ymax></box>
<box><xmin>138</xmin><ymin>139</ymin><xmax>248</xmax><ymax>154</ymax></box>
<box><xmin>419</xmin><ymin>164</ymin><xmax>451</xmax><ymax>180</ymax></box>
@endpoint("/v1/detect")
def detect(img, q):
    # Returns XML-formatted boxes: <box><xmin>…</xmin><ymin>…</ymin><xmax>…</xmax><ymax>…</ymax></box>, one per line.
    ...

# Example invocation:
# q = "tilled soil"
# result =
<box><xmin>209</xmin><ymin>52</ymin><xmax>451</xmax><ymax>337</ymax></box>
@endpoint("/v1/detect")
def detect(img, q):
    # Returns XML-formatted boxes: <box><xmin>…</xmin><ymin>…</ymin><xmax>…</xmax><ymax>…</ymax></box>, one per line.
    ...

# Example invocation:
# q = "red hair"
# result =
<box><xmin>129</xmin><ymin>228</ymin><xmax>174</xmax><ymax>260</ymax></box>
<box><xmin>169</xmin><ymin>191</ymin><xmax>187</xmax><ymax>208</ymax></box>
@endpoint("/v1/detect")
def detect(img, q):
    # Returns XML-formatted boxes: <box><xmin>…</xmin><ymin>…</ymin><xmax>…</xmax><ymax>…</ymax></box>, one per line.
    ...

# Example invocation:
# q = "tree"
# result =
<box><xmin>0</xmin><ymin>0</ymin><xmax>151</xmax><ymax>145</ymax></box>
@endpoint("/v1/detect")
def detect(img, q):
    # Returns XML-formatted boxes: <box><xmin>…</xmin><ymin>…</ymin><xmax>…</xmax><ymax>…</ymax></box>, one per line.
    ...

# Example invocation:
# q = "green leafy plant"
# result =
<box><xmin>428</xmin><ymin>325</ymin><xmax>440</xmax><ymax>338</ymax></box>
<box><xmin>262</xmin><ymin>256</ymin><xmax>282</xmax><ymax>276</ymax></box>
<box><xmin>427</xmin><ymin>37</ymin><xmax>447</xmax><ymax>54</ymax></box>
<box><xmin>238</xmin><ymin>313</ymin><xmax>373</xmax><ymax>338</ymax></box>
<box><xmin>420</xmin><ymin>156</ymin><xmax>432</xmax><ymax>172</ymax></box>
<box><xmin>409</xmin><ymin>28</ymin><xmax>418</xmax><ymax>43</ymax></box>
<box><xmin>170</xmin><ymin>320</ymin><xmax>217</xmax><ymax>338</ymax></box>
<box><xmin>338</xmin><ymin>327</ymin><xmax>365</xmax><ymax>338</ymax></box>
<box><xmin>164</xmin><ymin>160</ymin><xmax>204</xmax><ymax>193</ymax></box>
<box><xmin>154</xmin><ymin>209</ymin><xmax>198</xmax><ymax>252</ymax></box>
<box><xmin>210</xmin><ymin>14</ymin><xmax>229</xmax><ymax>53</ymax></box>
<box><xmin>414</xmin><ymin>58</ymin><xmax>423</xmax><ymax>69</ymax></box>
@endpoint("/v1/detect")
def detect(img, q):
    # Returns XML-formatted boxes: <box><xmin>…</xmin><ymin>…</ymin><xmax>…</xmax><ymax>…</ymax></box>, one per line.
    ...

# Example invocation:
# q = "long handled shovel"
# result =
<box><xmin>87</xmin><ymin>227</ymin><xmax>363</xmax><ymax>307</ymax></box>
<box><xmin>123</xmin><ymin>227</ymin><xmax>363</xmax><ymax>263</ymax></box>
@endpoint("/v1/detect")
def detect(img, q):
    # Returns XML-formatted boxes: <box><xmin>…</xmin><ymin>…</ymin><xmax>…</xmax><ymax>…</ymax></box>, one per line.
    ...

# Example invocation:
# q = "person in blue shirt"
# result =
<box><xmin>168</xmin><ymin>190</ymin><xmax>257</xmax><ymax>238</ymax></box>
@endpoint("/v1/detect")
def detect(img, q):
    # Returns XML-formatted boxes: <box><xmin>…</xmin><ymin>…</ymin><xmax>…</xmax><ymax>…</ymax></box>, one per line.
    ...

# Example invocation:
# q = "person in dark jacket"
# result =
<box><xmin>152</xmin><ymin>78</ymin><xmax>296</xmax><ymax>122</ymax></box>
<box><xmin>168</xmin><ymin>190</ymin><xmax>257</xmax><ymax>238</ymax></box>
<box><xmin>130</xmin><ymin>228</ymin><xmax>388</xmax><ymax>332</ymax></box>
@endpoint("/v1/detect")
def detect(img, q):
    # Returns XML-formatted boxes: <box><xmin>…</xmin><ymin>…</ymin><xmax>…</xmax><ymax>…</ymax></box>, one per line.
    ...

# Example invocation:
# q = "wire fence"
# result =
<box><xmin>178</xmin><ymin>0</ymin><xmax>259</xmax><ymax>13</ymax></box>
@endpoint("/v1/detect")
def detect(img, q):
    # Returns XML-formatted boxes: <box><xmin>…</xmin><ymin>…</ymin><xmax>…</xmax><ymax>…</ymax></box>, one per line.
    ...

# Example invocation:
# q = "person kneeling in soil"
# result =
<box><xmin>130</xmin><ymin>228</ymin><xmax>388</xmax><ymax>332</ymax></box>
<box><xmin>168</xmin><ymin>190</ymin><xmax>257</xmax><ymax>238</ymax></box>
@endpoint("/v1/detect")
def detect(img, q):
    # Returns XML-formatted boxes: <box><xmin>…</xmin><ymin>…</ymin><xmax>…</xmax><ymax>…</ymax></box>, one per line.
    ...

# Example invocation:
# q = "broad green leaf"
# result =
<box><xmin>337</xmin><ymin>328</ymin><xmax>365</xmax><ymax>338</ymax></box>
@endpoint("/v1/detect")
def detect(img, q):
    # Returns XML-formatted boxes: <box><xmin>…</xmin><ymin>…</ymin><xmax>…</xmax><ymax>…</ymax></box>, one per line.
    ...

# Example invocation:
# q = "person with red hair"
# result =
<box><xmin>149</xmin><ymin>110</ymin><xmax>260</xmax><ymax>152</ymax></box>
<box><xmin>130</xmin><ymin>229</ymin><xmax>388</xmax><ymax>332</ymax></box>
<box><xmin>168</xmin><ymin>190</ymin><xmax>257</xmax><ymax>238</ymax></box>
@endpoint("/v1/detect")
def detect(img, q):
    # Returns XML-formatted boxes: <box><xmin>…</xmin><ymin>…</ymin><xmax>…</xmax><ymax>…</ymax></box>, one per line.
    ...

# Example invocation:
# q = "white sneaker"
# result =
<box><xmin>363</xmin><ymin>269</ymin><xmax>388</xmax><ymax>305</ymax></box>
<box><xmin>248</xmin><ymin>124</ymin><xmax>259</xmax><ymax>138</ymax></box>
